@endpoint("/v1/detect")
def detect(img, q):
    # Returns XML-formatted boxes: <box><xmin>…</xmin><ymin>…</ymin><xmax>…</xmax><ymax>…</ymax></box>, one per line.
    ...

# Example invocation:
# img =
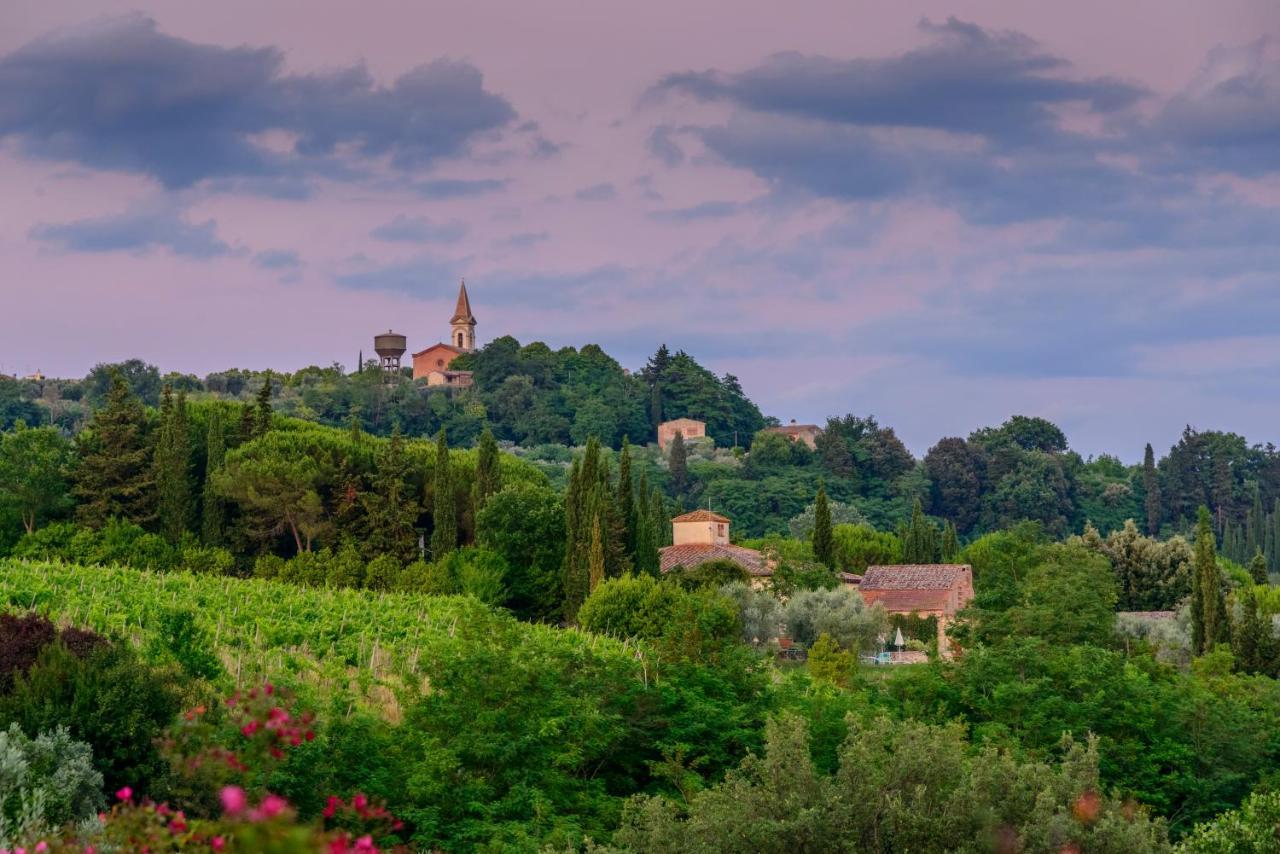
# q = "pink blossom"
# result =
<box><xmin>210</xmin><ymin>837</ymin><xmax>225</xmax><ymax>851</ymax></box>
<box><xmin>35</xmin><ymin>844</ymin><xmax>48</xmax><ymax>853</ymax></box>
<box><xmin>220</xmin><ymin>785</ymin><xmax>247</xmax><ymax>816</ymax></box>
<box><xmin>115</xmin><ymin>786</ymin><xmax>132</xmax><ymax>802</ymax></box>
<box><xmin>354</xmin><ymin>836</ymin><xmax>376</xmax><ymax>853</ymax></box>
<box><xmin>254</xmin><ymin>793</ymin><xmax>288</xmax><ymax>820</ymax></box>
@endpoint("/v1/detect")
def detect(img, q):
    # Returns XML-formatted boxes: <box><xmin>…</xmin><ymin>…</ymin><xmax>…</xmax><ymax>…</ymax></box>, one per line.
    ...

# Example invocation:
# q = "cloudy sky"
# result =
<box><xmin>3</xmin><ymin>1</ymin><xmax>1279</xmax><ymax>459</ymax></box>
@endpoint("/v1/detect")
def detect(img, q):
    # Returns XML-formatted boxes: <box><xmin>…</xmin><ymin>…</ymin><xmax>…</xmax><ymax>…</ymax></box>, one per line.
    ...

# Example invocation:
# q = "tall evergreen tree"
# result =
<box><xmin>812</xmin><ymin>481</ymin><xmax>834</xmax><ymax>567</ymax></box>
<box><xmin>1192</xmin><ymin>505</ymin><xmax>1228</xmax><ymax>655</ymax></box>
<box><xmin>154</xmin><ymin>386</ymin><xmax>194</xmax><ymax>544</ymax></box>
<box><xmin>633</xmin><ymin>472</ymin><xmax>660</xmax><ymax>576</ymax></box>
<box><xmin>430</xmin><ymin>429</ymin><xmax>456</xmax><ymax>560</ymax></box>
<box><xmin>238</xmin><ymin>403</ymin><xmax>256</xmax><ymax>443</ymax></box>
<box><xmin>73</xmin><ymin>372</ymin><xmax>153</xmax><ymax>528</ymax></box>
<box><xmin>201</xmin><ymin>406</ymin><xmax>227</xmax><ymax>546</ymax></box>
<box><xmin>1249</xmin><ymin>547</ymin><xmax>1269</xmax><ymax>585</ymax></box>
<box><xmin>1142</xmin><ymin>443</ymin><xmax>1161</xmax><ymax>535</ymax></box>
<box><xmin>902</xmin><ymin>498</ymin><xmax>938</xmax><ymax>564</ymax></box>
<box><xmin>616</xmin><ymin>436</ymin><xmax>636</xmax><ymax>557</ymax></box>
<box><xmin>473</xmin><ymin>427</ymin><xmax>502</xmax><ymax>515</ymax></box>
<box><xmin>668</xmin><ymin>430</ymin><xmax>689</xmax><ymax>495</ymax></box>
<box><xmin>588</xmin><ymin>515</ymin><xmax>606</xmax><ymax>594</ymax></box>
<box><xmin>254</xmin><ymin>373</ymin><xmax>274</xmax><ymax>437</ymax></box>
<box><xmin>941</xmin><ymin>520</ymin><xmax>960</xmax><ymax>561</ymax></box>
<box><xmin>364</xmin><ymin>425</ymin><xmax>420</xmax><ymax>563</ymax></box>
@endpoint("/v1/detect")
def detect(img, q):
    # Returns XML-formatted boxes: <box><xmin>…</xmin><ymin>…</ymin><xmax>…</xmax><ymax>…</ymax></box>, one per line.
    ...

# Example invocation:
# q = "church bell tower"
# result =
<box><xmin>450</xmin><ymin>280</ymin><xmax>477</xmax><ymax>351</ymax></box>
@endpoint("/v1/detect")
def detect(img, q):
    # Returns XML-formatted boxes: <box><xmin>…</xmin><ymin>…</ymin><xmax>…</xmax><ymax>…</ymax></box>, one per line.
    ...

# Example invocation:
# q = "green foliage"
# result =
<box><xmin>73</xmin><ymin>372</ymin><xmax>154</xmax><ymax>528</ymax></box>
<box><xmin>811</xmin><ymin>483</ymin><xmax>834</xmax><ymax>568</ymax></box>
<box><xmin>0</xmin><ymin>423</ymin><xmax>73</xmax><ymax>538</ymax></box>
<box><xmin>0</xmin><ymin>641</ymin><xmax>188</xmax><ymax>796</ymax></box>
<box><xmin>477</xmin><ymin>481</ymin><xmax>565</xmax><ymax>620</ymax></box>
<box><xmin>901</xmin><ymin>498</ymin><xmax>938</xmax><ymax>563</ymax></box>
<box><xmin>0</xmin><ymin>723</ymin><xmax>104</xmax><ymax>846</ymax></box>
<box><xmin>1075</xmin><ymin>520</ymin><xmax>1193</xmax><ymax>611</ymax></box>
<box><xmin>614</xmin><ymin>715</ymin><xmax>1171</xmax><ymax>854</ymax></box>
<box><xmin>200</xmin><ymin>405</ymin><xmax>227</xmax><ymax>546</ymax></box>
<box><xmin>1178</xmin><ymin>788</ymin><xmax>1280</xmax><ymax>853</ymax></box>
<box><xmin>806</xmin><ymin>633</ymin><xmax>854</xmax><ymax>686</ymax></box>
<box><xmin>667</xmin><ymin>558</ymin><xmax>751</xmax><ymax>591</ymax></box>
<box><xmin>667</xmin><ymin>431</ymin><xmax>689</xmax><ymax>494</ymax></box>
<box><xmin>362</xmin><ymin>426</ymin><xmax>420</xmax><ymax>563</ymax></box>
<box><xmin>783</xmin><ymin>586</ymin><xmax>887</xmax><ymax>652</ymax></box>
<box><xmin>154</xmin><ymin>386</ymin><xmax>195</xmax><ymax>544</ymax></box>
<box><xmin>1009</xmin><ymin>542</ymin><xmax>1119</xmax><ymax>648</ymax></box>
<box><xmin>830</xmin><ymin>524</ymin><xmax>902</xmax><ymax>573</ymax></box>
<box><xmin>718</xmin><ymin>582</ymin><xmax>784</xmax><ymax>647</ymax></box>
<box><xmin>145</xmin><ymin>607</ymin><xmax>223</xmax><ymax>682</ymax></box>
<box><xmin>1192</xmin><ymin>506</ymin><xmax>1229</xmax><ymax>656</ymax></box>
<box><xmin>429</xmin><ymin>429</ymin><xmax>457</xmax><ymax>560</ymax></box>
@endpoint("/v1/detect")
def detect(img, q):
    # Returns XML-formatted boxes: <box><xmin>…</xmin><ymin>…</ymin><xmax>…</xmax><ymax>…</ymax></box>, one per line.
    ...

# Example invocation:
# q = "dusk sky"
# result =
<box><xmin>3</xmin><ymin>1</ymin><xmax>1279</xmax><ymax>460</ymax></box>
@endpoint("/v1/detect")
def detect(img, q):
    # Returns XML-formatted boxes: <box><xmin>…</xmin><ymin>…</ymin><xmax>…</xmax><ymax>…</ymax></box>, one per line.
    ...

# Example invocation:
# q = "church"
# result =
<box><xmin>411</xmin><ymin>281</ymin><xmax>478</xmax><ymax>388</ymax></box>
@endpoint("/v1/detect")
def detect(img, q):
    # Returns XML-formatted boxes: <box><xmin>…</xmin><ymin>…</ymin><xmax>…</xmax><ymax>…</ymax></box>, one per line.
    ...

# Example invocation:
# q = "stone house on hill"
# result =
<box><xmin>659</xmin><ymin>510</ymin><xmax>772</xmax><ymax>582</ymax></box>
<box><xmin>657</xmin><ymin>418</ymin><xmax>706</xmax><ymax>450</ymax></box>
<box><xmin>763</xmin><ymin>420</ymin><xmax>823</xmax><ymax>450</ymax></box>
<box><xmin>858</xmin><ymin>564</ymin><xmax>974</xmax><ymax>658</ymax></box>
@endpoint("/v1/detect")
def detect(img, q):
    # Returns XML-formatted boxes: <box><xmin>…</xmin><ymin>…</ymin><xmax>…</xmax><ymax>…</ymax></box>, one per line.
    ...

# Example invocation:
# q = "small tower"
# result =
<box><xmin>450</xmin><ymin>280</ymin><xmax>477</xmax><ymax>352</ymax></box>
<box><xmin>373</xmin><ymin>330</ymin><xmax>407</xmax><ymax>383</ymax></box>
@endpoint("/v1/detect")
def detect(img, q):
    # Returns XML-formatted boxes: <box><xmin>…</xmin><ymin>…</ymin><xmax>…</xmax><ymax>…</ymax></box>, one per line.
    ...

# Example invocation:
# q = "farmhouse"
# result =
<box><xmin>858</xmin><ymin>564</ymin><xmax>974</xmax><ymax>658</ymax></box>
<box><xmin>657</xmin><ymin>418</ymin><xmax>706</xmax><ymax>450</ymax></box>
<box><xmin>763</xmin><ymin>420</ymin><xmax>823</xmax><ymax>449</ymax></box>
<box><xmin>659</xmin><ymin>510</ymin><xmax>772</xmax><ymax>581</ymax></box>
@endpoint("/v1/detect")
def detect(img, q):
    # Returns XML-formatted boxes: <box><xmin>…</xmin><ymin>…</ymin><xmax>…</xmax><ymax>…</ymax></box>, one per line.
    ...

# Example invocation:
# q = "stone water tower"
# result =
<box><xmin>374</xmin><ymin>330</ymin><xmax>407</xmax><ymax>382</ymax></box>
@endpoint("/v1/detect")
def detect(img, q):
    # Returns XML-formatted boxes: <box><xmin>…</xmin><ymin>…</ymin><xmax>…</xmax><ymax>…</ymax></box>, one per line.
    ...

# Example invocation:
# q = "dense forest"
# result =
<box><xmin>1</xmin><ymin>341</ymin><xmax>1280</xmax><ymax>851</ymax></box>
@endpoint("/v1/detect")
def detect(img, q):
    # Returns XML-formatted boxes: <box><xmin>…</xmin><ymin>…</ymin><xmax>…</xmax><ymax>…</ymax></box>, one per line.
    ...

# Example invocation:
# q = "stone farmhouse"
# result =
<box><xmin>858</xmin><ymin>564</ymin><xmax>975</xmax><ymax>658</ymax></box>
<box><xmin>763</xmin><ymin>420</ymin><xmax>824</xmax><ymax>449</ymax></box>
<box><xmin>657</xmin><ymin>418</ymin><xmax>706</xmax><ymax>450</ymax></box>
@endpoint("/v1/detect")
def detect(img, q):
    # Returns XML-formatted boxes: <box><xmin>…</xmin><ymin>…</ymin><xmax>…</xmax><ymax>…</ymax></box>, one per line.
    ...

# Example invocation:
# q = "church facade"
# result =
<box><xmin>412</xmin><ymin>281</ymin><xmax>478</xmax><ymax>387</ymax></box>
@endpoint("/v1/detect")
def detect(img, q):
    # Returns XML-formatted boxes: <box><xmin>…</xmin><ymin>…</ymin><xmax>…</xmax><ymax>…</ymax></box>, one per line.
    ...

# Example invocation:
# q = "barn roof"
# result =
<box><xmin>671</xmin><ymin>509</ymin><xmax>731</xmax><ymax>523</ymax></box>
<box><xmin>659</xmin><ymin>543</ymin><xmax>770</xmax><ymax>576</ymax></box>
<box><xmin>861</xmin><ymin>564</ymin><xmax>972</xmax><ymax>590</ymax></box>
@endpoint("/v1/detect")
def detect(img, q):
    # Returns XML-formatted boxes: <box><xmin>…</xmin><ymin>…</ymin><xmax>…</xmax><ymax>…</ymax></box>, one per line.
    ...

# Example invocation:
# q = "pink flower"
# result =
<box><xmin>210</xmin><ymin>837</ymin><xmax>225</xmax><ymax>851</ymax></box>
<box><xmin>220</xmin><ymin>785</ymin><xmax>247</xmax><ymax>816</ymax></box>
<box><xmin>254</xmin><ymin>793</ymin><xmax>288</xmax><ymax>820</ymax></box>
<box><xmin>240</xmin><ymin>720</ymin><xmax>260</xmax><ymax>737</ymax></box>
<box><xmin>354</xmin><ymin>835</ymin><xmax>376</xmax><ymax>853</ymax></box>
<box><xmin>323</xmin><ymin>795</ymin><xmax>342</xmax><ymax>819</ymax></box>
<box><xmin>35</xmin><ymin>844</ymin><xmax>48</xmax><ymax>853</ymax></box>
<box><xmin>115</xmin><ymin>786</ymin><xmax>133</xmax><ymax>802</ymax></box>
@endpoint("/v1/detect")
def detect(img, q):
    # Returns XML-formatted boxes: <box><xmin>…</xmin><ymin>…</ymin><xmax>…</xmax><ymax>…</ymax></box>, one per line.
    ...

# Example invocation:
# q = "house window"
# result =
<box><xmin>457</xmin><ymin>332</ymin><xmax>464</xmax><ymax>347</ymax></box>
<box><xmin>437</xmin><ymin>359</ymin><xmax>444</xmax><ymax>367</ymax></box>
<box><xmin>717</xmin><ymin>523</ymin><xmax>726</xmax><ymax>537</ymax></box>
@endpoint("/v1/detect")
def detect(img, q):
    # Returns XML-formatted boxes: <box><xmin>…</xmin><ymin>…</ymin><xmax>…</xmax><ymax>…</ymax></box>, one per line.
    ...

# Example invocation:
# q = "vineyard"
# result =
<box><xmin>0</xmin><ymin>558</ymin><xmax>640</xmax><ymax>710</ymax></box>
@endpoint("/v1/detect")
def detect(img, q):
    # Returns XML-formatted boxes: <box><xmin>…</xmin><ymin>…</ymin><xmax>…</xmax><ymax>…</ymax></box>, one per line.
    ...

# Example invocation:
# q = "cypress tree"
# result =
<box><xmin>73</xmin><ymin>372</ymin><xmax>153</xmax><ymax>528</ymax></box>
<box><xmin>1247</xmin><ymin>490</ymin><xmax>1266</xmax><ymax>560</ymax></box>
<box><xmin>668</xmin><ymin>430</ymin><xmax>689</xmax><ymax>495</ymax></box>
<box><xmin>365</xmin><ymin>425</ymin><xmax>419</xmax><ymax>563</ymax></box>
<box><xmin>588</xmin><ymin>514</ymin><xmax>606</xmax><ymax>594</ymax></box>
<box><xmin>1192</xmin><ymin>505</ymin><xmax>1228</xmax><ymax>655</ymax></box>
<box><xmin>430</xmin><ymin>429</ymin><xmax>456</xmax><ymax>560</ymax></box>
<box><xmin>1233</xmin><ymin>588</ymin><xmax>1267</xmax><ymax>674</ymax></box>
<box><xmin>473</xmin><ymin>427</ymin><xmax>501</xmax><ymax>515</ymax></box>
<box><xmin>616</xmin><ymin>436</ymin><xmax>636</xmax><ymax>556</ymax></box>
<box><xmin>651</xmin><ymin>486</ymin><xmax>669</xmax><ymax>547</ymax></box>
<box><xmin>1249</xmin><ymin>547</ymin><xmax>1269</xmax><ymax>585</ymax></box>
<box><xmin>903</xmin><ymin>498</ymin><xmax>937</xmax><ymax>564</ymax></box>
<box><xmin>812</xmin><ymin>481</ymin><xmax>834</xmax><ymax>567</ymax></box>
<box><xmin>254</xmin><ymin>372</ymin><xmax>274</xmax><ymax>437</ymax></box>
<box><xmin>633</xmin><ymin>473</ymin><xmax>660</xmax><ymax>576</ymax></box>
<box><xmin>201</xmin><ymin>406</ymin><xmax>227</xmax><ymax>546</ymax></box>
<box><xmin>1142</xmin><ymin>443</ymin><xmax>1161</xmax><ymax>535</ymax></box>
<box><xmin>238</xmin><ymin>403</ymin><xmax>256</xmax><ymax>444</ymax></box>
<box><xmin>941</xmin><ymin>520</ymin><xmax>960</xmax><ymax>561</ymax></box>
<box><xmin>154</xmin><ymin>386</ymin><xmax>194</xmax><ymax>544</ymax></box>
<box><xmin>1272</xmin><ymin>499</ymin><xmax>1280</xmax><ymax>572</ymax></box>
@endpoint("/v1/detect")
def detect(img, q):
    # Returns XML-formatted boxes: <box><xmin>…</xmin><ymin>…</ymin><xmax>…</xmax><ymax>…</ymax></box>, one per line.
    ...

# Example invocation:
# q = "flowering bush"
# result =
<box><xmin>0</xmin><ymin>686</ymin><xmax>404</xmax><ymax>853</ymax></box>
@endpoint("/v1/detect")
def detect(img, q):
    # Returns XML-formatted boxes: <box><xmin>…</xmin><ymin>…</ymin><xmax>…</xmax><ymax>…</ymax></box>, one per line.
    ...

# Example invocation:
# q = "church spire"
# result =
<box><xmin>449</xmin><ymin>279</ymin><xmax>477</xmax><ymax>351</ymax></box>
<box><xmin>451</xmin><ymin>279</ymin><xmax>476</xmax><ymax>324</ymax></box>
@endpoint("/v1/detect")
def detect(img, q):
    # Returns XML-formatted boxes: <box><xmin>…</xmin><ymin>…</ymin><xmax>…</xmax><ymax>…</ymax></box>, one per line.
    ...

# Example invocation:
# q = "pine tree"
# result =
<box><xmin>1233</xmin><ymin>588</ymin><xmax>1268</xmax><ymax>675</ymax></box>
<box><xmin>365</xmin><ymin>425</ymin><xmax>420</xmax><ymax>563</ymax></box>
<box><xmin>1192</xmin><ymin>505</ymin><xmax>1228</xmax><ymax>655</ymax></box>
<box><xmin>430</xmin><ymin>429</ymin><xmax>456</xmax><ymax>560</ymax></box>
<box><xmin>473</xmin><ymin>427</ymin><xmax>501</xmax><ymax>515</ymax></box>
<box><xmin>941</xmin><ymin>520</ymin><xmax>960</xmax><ymax>561</ymax></box>
<box><xmin>73</xmin><ymin>372</ymin><xmax>153</xmax><ymax>528</ymax></box>
<box><xmin>812</xmin><ymin>481</ymin><xmax>834</xmax><ymax>567</ymax></box>
<box><xmin>902</xmin><ymin>498</ymin><xmax>938</xmax><ymax>563</ymax></box>
<box><xmin>588</xmin><ymin>515</ymin><xmax>606</xmax><ymax>593</ymax></box>
<box><xmin>1142</xmin><ymin>443</ymin><xmax>1161</xmax><ymax>535</ymax></box>
<box><xmin>668</xmin><ymin>430</ymin><xmax>689</xmax><ymax>495</ymax></box>
<box><xmin>1249</xmin><ymin>547</ymin><xmax>1269</xmax><ymax>585</ymax></box>
<box><xmin>254</xmin><ymin>372</ymin><xmax>274</xmax><ymax>437</ymax></box>
<box><xmin>201</xmin><ymin>406</ymin><xmax>227</xmax><ymax>546</ymax></box>
<box><xmin>562</xmin><ymin>445</ymin><xmax>595</xmax><ymax>622</ymax></box>
<box><xmin>154</xmin><ymin>385</ymin><xmax>194</xmax><ymax>544</ymax></box>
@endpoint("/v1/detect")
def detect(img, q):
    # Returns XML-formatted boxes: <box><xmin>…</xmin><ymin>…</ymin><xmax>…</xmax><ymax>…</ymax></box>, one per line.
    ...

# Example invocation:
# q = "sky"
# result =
<box><xmin>2</xmin><ymin>1</ymin><xmax>1280</xmax><ymax>460</ymax></box>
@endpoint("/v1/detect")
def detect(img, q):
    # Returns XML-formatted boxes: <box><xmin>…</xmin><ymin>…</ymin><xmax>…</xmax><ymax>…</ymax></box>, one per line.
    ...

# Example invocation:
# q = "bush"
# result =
<box><xmin>667</xmin><ymin>558</ymin><xmax>750</xmax><ymax>591</ymax></box>
<box><xmin>784</xmin><ymin>587</ymin><xmax>887</xmax><ymax>652</ymax></box>
<box><xmin>179</xmin><ymin>543</ymin><xmax>236</xmax><ymax>575</ymax></box>
<box><xmin>0</xmin><ymin>612</ymin><xmax>105</xmax><ymax>692</ymax></box>
<box><xmin>718</xmin><ymin>582</ymin><xmax>783</xmax><ymax>647</ymax></box>
<box><xmin>364</xmin><ymin>553</ymin><xmax>403</xmax><ymax>591</ymax></box>
<box><xmin>145</xmin><ymin>608</ymin><xmax>223</xmax><ymax>682</ymax></box>
<box><xmin>0</xmin><ymin>723</ymin><xmax>104</xmax><ymax>846</ymax></box>
<box><xmin>0</xmin><ymin>641</ymin><xmax>188</xmax><ymax>796</ymax></box>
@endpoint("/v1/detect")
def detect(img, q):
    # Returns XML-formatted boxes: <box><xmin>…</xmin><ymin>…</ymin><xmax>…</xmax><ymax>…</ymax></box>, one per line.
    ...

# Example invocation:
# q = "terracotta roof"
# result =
<box><xmin>659</xmin><ymin>543</ymin><xmax>770</xmax><ymax>576</ymax></box>
<box><xmin>861</xmin><ymin>589</ymin><xmax>953</xmax><ymax>613</ymax></box>
<box><xmin>411</xmin><ymin>342</ymin><xmax>463</xmax><ymax>358</ymax></box>
<box><xmin>1118</xmin><ymin>611</ymin><xmax>1177</xmax><ymax>620</ymax></box>
<box><xmin>861</xmin><ymin>564</ymin><xmax>972</xmax><ymax>590</ymax></box>
<box><xmin>451</xmin><ymin>280</ymin><xmax>476</xmax><ymax>324</ymax></box>
<box><xmin>839</xmin><ymin>572</ymin><xmax>862</xmax><ymax>584</ymax></box>
<box><xmin>671</xmin><ymin>509</ymin><xmax>731</xmax><ymax>523</ymax></box>
<box><xmin>660</xmin><ymin>418</ymin><xmax>705</xmax><ymax>427</ymax></box>
<box><xmin>765</xmin><ymin>424</ymin><xmax>822</xmax><ymax>433</ymax></box>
